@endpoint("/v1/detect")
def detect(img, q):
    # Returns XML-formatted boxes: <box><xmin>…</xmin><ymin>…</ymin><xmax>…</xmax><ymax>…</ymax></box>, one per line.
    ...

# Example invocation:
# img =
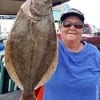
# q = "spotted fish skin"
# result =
<box><xmin>5</xmin><ymin>0</ymin><xmax>57</xmax><ymax>99</ymax></box>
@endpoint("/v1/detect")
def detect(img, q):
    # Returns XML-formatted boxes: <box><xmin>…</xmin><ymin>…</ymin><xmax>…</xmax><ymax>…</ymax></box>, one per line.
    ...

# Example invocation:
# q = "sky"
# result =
<box><xmin>66</xmin><ymin>0</ymin><xmax>100</xmax><ymax>28</ymax></box>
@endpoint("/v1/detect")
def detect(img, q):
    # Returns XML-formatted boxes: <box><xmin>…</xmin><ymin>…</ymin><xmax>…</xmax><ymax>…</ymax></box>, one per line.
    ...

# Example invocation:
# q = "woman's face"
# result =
<box><xmin>60</xmin><ymin>16</ymin><xmax>84</xmax><ymax>43</ymax></box>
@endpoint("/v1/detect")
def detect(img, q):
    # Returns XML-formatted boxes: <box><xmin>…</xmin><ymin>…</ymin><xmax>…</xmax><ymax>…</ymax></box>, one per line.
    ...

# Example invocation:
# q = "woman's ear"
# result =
<box><xmin>82</xmin><ymin>24</ymin><xmax>85</xmax><ymax>33</ymax></box>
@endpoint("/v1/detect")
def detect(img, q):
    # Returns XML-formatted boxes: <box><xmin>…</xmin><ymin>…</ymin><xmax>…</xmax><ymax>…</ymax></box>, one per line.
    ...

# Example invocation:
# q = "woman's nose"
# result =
<box><xmin>69</xmin><ymin>25</ymin><xmax>76</xmax><ymax>29</ymax></box>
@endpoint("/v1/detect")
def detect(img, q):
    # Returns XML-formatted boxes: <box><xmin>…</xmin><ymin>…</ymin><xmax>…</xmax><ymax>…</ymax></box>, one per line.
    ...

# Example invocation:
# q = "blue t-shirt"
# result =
<box><xmin>43</xmin><ymin>40</ymin><xmax>100</xmax><ymax>100</ymax></box>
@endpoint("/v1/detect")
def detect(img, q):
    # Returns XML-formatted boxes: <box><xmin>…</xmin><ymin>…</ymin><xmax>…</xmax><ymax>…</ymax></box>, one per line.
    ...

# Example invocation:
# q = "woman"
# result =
<box><xmin>37</xmin><ymin>8</ymin><xmax>100</xmax><ymax>100</ymax></box>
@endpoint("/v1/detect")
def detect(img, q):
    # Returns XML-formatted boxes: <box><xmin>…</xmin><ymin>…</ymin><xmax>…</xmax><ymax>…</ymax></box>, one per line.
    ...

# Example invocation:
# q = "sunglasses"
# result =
<box><xmin>62</xmin><ymin>21</ymin><xmax>83</xmax><ymax>29</ymax></box>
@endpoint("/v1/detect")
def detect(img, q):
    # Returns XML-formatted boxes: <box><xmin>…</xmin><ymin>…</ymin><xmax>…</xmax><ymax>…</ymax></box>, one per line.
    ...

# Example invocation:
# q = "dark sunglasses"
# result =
<box><xmin>62</xmin><ymin>21</ymin><xmax>83</xmax><ymax>29</ymax></box>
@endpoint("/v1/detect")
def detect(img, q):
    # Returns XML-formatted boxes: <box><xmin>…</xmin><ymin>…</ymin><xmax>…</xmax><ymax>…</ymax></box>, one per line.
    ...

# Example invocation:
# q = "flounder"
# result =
<box><xmin>5</xmin><ymin>0</ymin><xmax>57</xmax><ymax>99</ymax></box>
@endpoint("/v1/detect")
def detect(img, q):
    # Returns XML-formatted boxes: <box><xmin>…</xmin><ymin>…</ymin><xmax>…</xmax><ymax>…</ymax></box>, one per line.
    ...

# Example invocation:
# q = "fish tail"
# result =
<box><xmin>20</xmin><ymin>91</ymin><xmax>36</xmax><ymax>100</ymax></box>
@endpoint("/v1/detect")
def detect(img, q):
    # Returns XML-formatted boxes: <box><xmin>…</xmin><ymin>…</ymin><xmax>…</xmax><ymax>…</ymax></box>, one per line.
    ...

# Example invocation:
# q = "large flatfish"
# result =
<box><xmin>5</xmin><ymin>0</ymin><xmax>57</xmax><ymax>99</ymax></box>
